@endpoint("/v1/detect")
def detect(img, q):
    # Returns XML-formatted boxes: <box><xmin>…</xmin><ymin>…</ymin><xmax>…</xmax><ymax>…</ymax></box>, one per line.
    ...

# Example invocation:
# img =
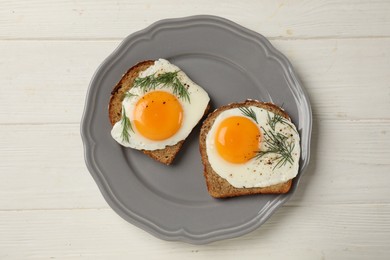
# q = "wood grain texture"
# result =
<box><xmin>1</xmin><ymin>0</ymin><xmax>390</xmax><ymax>258</ymax></box>
<box><xmin>1</xmin><ymin>0</ymin><xmax>390</xmax><ymax>39</ymax></box>
<box><xmin>0</xmin><ymin>205</ymin><xmax>389</xmax><ymax>259</ymax></box>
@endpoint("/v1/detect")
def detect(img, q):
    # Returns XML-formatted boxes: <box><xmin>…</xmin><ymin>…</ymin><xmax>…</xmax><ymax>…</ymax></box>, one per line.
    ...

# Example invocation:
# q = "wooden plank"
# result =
<box><xmin>0</xmin><ymin>205</ymin><xmax>389</xmax><ymax>259</ymax></box>
<box><xmin>0</xmin><ymin>38</ymin><xmax>389</xmax><ymax>124</ymax></box>
<box><xmin>1</xmin><ymin>0</ymin><xmax>390</xmax><ymax>39</ymax></box>
<box><xmin>272</xmin><ymin>38</ymin><xmax>390</xmax><ymax>120</ymax></box>
<box><xmin>0</xmin><ymin>120</ymin><xmax>389</xmax><ymax>210</ymax></box>
<box><xmin>0</xmin><ymin>41</ymin><xmax>115</xmax><ymax>124</ymax></box>
<box><xmin>0</xmin><ymin>123</ymin><xmax>107</xmax><ymax>210</ymax></box>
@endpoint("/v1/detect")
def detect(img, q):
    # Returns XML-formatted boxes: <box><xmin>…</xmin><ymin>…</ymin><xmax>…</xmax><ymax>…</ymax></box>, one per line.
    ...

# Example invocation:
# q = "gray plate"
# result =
<box><xmin>81</xmin><ymin>15</ymin><xmax>312</xmax><ymax>244</ymax></box>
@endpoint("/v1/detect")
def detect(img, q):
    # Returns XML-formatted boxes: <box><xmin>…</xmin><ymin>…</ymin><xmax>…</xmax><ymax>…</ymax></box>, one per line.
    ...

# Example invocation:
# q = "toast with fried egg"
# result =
<box><xmin>199</xmin><ymin>100</ymin><xmax>300</xmax><ymax>198</ymax></box>
<box><xmin>109</xmin><ymin>60</ymin><xmax>210</xmax><ymax>165</ymax></box>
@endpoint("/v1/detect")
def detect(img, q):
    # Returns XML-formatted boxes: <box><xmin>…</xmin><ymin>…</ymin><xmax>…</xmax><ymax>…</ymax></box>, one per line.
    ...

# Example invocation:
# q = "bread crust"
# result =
<box><xmin>108</xmin><ymin>60</ymin><xmax>209</xmax><ymax>165</ymax></box>
<box><xmin>199</xmin><ymin>100</ymin><xmax>294</xmax><ymax>198</ymax></box>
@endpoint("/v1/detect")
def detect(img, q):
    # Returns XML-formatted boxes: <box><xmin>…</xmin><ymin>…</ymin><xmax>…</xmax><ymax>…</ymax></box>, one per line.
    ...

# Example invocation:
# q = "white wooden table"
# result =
<box><xmin>1</xmin><ymin>1</ymin><xmax>389</xmax><ymax>259</ymax></box>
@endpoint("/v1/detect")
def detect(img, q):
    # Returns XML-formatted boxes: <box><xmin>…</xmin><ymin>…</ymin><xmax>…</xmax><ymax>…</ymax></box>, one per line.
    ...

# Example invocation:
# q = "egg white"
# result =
<box><xmin>111</xmin><ymin>59</ymin><xmax>210</xmax><ymax>150</ymax></box>
<box><xmin>205</xmin><ymin>106</ymin><xmax>300</xmax><ymax>188</ymax></box>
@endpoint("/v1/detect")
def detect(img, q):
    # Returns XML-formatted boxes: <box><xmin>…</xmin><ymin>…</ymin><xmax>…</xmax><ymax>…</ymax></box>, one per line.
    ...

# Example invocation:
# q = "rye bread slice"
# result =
<box><xmin>109</xmin><ymin>60</ymin><xmax>209</xmax><ymax>165</ymax></box>
<box><xmin>199</xmin><ymin>100</ymin><xmax>294</xmax><ymax>198</ymax></box>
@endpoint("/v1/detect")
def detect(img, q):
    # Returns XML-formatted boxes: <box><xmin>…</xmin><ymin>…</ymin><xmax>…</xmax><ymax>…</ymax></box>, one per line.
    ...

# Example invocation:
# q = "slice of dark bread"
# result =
<box><xmin>109</xmin><ymin>60</ymin><xmax>209</xmax><ymax>165</ymax></box>
<box><xmin>199</xmin><ymin>100</ymin><xmax>294</xmax><ymax>198</ymax></box>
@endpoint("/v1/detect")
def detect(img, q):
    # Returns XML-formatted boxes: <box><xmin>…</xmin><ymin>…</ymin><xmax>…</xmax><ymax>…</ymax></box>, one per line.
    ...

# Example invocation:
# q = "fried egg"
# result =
<box><xmin>205</xmin><ymin>106</ymin><xmax>300</xmax><ymax>188</ymax></box>
<box><xmin>111</xmin><ymin>59</ymin><xmax>210</xmax><ymax>150</ymax></box>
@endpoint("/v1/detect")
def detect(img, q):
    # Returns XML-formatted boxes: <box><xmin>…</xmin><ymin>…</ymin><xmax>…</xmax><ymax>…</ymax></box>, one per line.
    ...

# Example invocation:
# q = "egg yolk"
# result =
<box><xmin>215</xmin><ymin>116</ymin><xmax>261</xmax><ymax>164</ymax></box>
<box><xmin>133</xmin><ymin>91</ymin><xmax>183</xmax><ymax>141</ymax></box>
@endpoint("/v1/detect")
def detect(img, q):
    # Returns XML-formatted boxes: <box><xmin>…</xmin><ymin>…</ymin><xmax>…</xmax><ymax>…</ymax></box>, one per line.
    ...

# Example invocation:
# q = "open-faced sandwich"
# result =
<box><xmin>199</xmin><ymin>100</ymin><xmax>300</xmax><ymax>198</ymax></box>
<box><xmin>109</xmin><ymin>59</ymin><xmax>210</xmax><ymax>165</ymax></box>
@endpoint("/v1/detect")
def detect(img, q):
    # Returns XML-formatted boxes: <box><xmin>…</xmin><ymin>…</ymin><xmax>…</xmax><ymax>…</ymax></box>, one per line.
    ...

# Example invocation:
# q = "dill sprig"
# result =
<box><xmin>267</xmin><ymin>112</ymin><xmax>297</xmax><ymax>133</ymax></box>
<box><xmin>256</xmin><ymin>126</ymin><xmax>295</xmax><ymax>169</ymax></box>
<box><xmin>122</xmin><ymin>92</ymin><xmax>138</xmax><ymax>100</ymax></box>
<box><xmin>239</xmin><ymin>107</ymin><xmax>258</xmax><ymax>124</ymax></box>
<box><xmin>120</xmin><ymin>106</ymin><xmax>133</xmax><ymax>143</ymax></box>
<box><xmin>133</xmin><ymin>71</ymin><xmax>190</xmax><ymax>102</ymax></box>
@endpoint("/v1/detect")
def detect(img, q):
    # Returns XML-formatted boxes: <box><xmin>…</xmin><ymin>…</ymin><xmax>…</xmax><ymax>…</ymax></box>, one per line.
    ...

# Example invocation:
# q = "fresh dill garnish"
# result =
<box><xmin>267</xmin><ymin>112</ymin><xmax>297</xmax><ymax>133</ymax></box>
<box><xmin>239</xmin><ymin>107</ymin><xmax>258</xmax><ymax>124</ymax></box>
<box><xmin>268</xmin><ymin>112</ymin><xmax>285</xmax><ymax>131</ymax></box>
<box><xmin>255</xmin><ymin>126</ymin><xmax>295</xmax><ymax>170</ymax></box>
<box><xmin>251</xmin><ymin>112</ymin><xmax>297</xmax><ymax>169</ymax></box>
<box><xmin>133</xmin><ymin>71</ymin><xmax>190</xmax><ymax>102</ymax></box>
<box><xmin>120</xmin><ymin>106</ymin><xmax>133</xmax><ymax>143</ymax></box>
<box><xmin>122</xmin><ymin>92</ymin><xmax>138</xmax><ymax>100</ymax></box>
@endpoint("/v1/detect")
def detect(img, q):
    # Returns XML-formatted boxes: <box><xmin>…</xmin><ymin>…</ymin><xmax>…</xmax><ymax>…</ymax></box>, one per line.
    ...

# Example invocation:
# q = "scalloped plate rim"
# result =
<box><xmin>80</xmin><ymin>15</ymin><xmax>312</xmax><ymax>244</ymax></box>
